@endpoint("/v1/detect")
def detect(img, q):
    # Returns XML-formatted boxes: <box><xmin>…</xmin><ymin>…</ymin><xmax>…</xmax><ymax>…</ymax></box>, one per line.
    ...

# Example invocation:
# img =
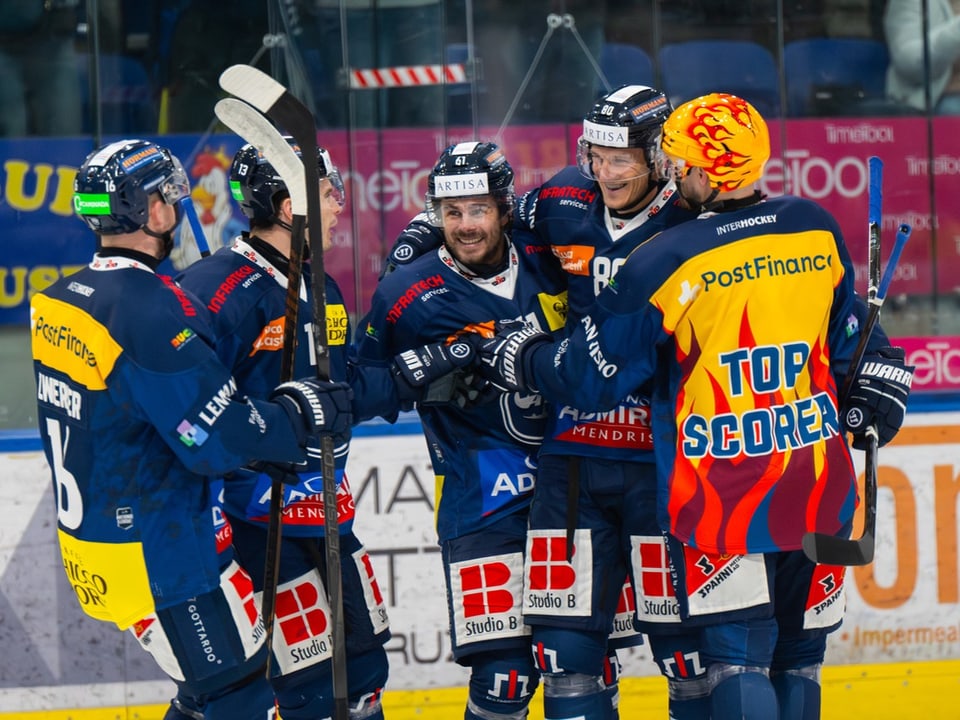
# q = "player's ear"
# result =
<box><xmin>277</xmin><ymin>196</ymin><xmax>294</xmax><ymax>225</ymax></box>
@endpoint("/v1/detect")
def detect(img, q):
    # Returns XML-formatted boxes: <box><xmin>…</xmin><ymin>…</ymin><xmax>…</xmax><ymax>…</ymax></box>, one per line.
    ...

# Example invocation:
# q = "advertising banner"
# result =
<box><xmin>1</xmin><ymin>412</ymin><xmax>958</xmax><ymax>711</ymax></box>
<box><xmin>900</xmin><ymin>336</ymin><xmax>960</xmax><ymax>392</ymax></box>
<box><xmin>4</xmin><ymin>117</ymin><xmax>960</xmax><ymax>325</ymax></box>
<box><xmin>0</xmin><ymin>126</ymin><xmax>569</xmax><ymax>325</ymax></box>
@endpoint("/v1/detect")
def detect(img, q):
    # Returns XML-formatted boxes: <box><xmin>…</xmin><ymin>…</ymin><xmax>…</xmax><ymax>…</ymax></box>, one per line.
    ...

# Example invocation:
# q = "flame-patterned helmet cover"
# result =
<box><xmin>661</xmin><ymin>93</ymin><xmax>770</xmax><ymax>192</ymax></box>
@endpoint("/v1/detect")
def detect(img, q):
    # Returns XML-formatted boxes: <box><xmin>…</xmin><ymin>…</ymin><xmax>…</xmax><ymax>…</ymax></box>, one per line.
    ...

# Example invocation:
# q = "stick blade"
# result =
<box><xmin>219</xmin><ymin>64</ymin><xmax>286</xmax><ymax>113</ymax></box>
<box><xmin>213</xmin><ymin>98</ymin><xmax>308</xmax><ymax>215</ymax></box>
<box><xmin>801</xmin><ymin>529</ymin><xmax>874</xmax><ymax>566</ymax></box>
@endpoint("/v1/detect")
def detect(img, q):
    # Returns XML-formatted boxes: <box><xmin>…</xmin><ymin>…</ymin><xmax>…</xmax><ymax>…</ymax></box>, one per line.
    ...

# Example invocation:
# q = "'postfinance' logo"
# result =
<box><xmin>701</xmin><ymin>252</ymin><xmax>832</xmax><ymax>292</ymax></box>
<box><xmin>31</xmin><ymin>294</ymin><xmax>121</xmax><ymax>390</ymax></box>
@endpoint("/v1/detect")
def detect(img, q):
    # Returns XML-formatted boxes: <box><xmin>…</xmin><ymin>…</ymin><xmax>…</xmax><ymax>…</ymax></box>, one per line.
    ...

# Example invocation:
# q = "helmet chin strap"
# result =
<box><xmin>699</xmin><ymin>187</ymin><xmax>720</xmax><ymax>211</ymax></box>
<box><xmin>142</xmin><ymin>198</ymin><xmax>182</xmax><ymax>260</ymax></box>
<box><xmin>704</xmin><ymin>189</ymin><xmax>764</xmax><ymax>214</ymax></box>
<box><xmin>142</xmin><ymin>224</ymin><xmax>175</xmax><ymax>260</ymax></box>
<box><xmin>272</xmin><ymin>215</ymin><xmax>293</xmax><ymax>232</ymax></box>
<box><xmin>677</xmin><ymin>180</ymin><xmax>719</xmax><ymax>213</ymax></box>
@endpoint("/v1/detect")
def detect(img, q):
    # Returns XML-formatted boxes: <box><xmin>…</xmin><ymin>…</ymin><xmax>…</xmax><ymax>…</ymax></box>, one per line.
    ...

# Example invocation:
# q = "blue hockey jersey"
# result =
<box><xmin>525</xmin><ymin>195</ymin><xmax>866</xmax><ymax>555</ymax></box>
<box><xmin>356</xmin><ymin>236</ymin><xmax>568</xmax><ymax>542</ymax></box>
<box><xmin>514</xmin><ymin>166</ymin><xmax>697</xmax><ymax>461</ymax></box>
<box><xmin>178</xmin><ymin>235</ymin><xmax>403</xmax><ymax>537</ymax></box>
<box><xmin>31</xmin><ymin>252</ymin><xmax>305</xmax><ymax>630</ymax></box>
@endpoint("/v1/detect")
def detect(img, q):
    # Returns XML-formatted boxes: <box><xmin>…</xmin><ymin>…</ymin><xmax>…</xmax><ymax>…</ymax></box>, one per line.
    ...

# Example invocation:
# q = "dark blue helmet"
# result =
<box><xmin>425</xmin><ymin>141</ymin><xmax>515</xmax><ymax>221</ymax></box>
<box><xmin>229</xmin><ymin>139</ymin><xmax>344</xmax><ymax>224</ymax></box>
<box><xmin>577</xmin><ymin>85</ymin><xmax>672</xmax><ymax>181</ymax></box>
<box><xmin>73</xmin><ymin>139</ymin><xmax>190</xmax><ymax>235</ymax></box>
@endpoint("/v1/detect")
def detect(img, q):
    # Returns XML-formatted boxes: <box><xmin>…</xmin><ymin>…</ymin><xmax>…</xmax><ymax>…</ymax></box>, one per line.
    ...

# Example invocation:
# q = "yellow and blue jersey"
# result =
<box><xmin>31</xmin><ymin>253</ymin><xmax>304</xmax><ymax>629</ymax></box>
<box><xmin>529</xmin><ymin>195</ymin><xmax>867</xmax><ymax>555</ymax></box>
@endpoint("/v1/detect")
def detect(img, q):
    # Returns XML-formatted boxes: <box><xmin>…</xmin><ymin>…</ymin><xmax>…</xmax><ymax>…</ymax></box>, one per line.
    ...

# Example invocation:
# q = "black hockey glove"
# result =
<box><xmin>271</xmin><ymin>378</ymin><xmax>354</xmax><ymax>446</ymax></box>
<box><xmin>380</xmin><ymin>216</ymin><xmax>443</xmax><ymax>278</ymax></box>
<box><xmin>472</xmin><ymin>320</ymin><xmax>551</xmax><ymax>394</ymax></box>
<box><xmin>391</xmin><ymin>340</ymin><xmax>478</xmax><ymax>402</ymax></box>
<box><xmin>420</xmin><ymin>370</ymin><xmax>500</xmax><ymax>408</ymax></box>
<box><xmin>842</xmin><ymin>346</ymin><xmax>914</xmax><ymax>449</ymax></box>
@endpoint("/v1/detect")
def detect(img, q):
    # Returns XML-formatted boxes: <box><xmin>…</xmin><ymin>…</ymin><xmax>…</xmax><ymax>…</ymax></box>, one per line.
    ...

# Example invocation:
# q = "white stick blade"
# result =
<box><xmin>214</xmin><ymin>98</ymin><xmax>308</xmax><ymax>216</ymax></box>
<box><xmin>219</xmin><ymin>64</ymin><xmax>285</xmax><ymax>113</ymax></box>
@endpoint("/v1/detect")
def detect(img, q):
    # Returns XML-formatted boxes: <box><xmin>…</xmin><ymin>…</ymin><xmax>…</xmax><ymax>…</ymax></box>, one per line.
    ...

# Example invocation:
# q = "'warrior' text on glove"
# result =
<box><xmin>271</xmin><ymin>378</ymin><xmax>354</xmax><ymax>445</ymax></box>
<box><xmin>842</xmin><ymin>346</ymin><xmax>914</xmax><ymax>449</ymax></box>
<box><xmin>473</xmin><ymin>320</ymin><xmax>551</xmax><ymax>394</ymax></box>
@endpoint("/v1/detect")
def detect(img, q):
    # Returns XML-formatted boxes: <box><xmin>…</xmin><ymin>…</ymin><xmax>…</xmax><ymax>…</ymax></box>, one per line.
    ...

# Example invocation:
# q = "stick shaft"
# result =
<box><xmin>219</xmin><ymin>67</ymin><xmax>348</xmax><ymax>716</ymax></box>
<box><xmin>214</xmin><ymin>96</ymin><xmax>308</xmax><ymax>679</ymax></box>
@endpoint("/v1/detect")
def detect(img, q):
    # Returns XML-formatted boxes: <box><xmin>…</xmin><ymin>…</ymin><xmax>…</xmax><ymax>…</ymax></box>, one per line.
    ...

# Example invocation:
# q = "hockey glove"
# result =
<box><xmin>380</xmin><ymin>216</ymin><xmax>443</xmax><ymax>278</ymax></box>
<box><xmin>842</xmin><ymin>346</ymin><xmax>914</xmax><ymax>449</ymax></box>
<box><xmin>391</xmin><ymin>340</ymin><xmax>478</xmax><ymax>402</ymax></box>
<box><xmin>271</xmin><ymin>378</ymin><xmax>354</xmax><ymax>446</ymax></box>
<box><xmin>473</xmin><ymin>320</ymin><xmax>551</xmax><ymax>394</ymax></box>
<box><xmin>420</xmin><ymin>370</ymin><xmax>500</xmax><ymax>408</ymax></box>
<box><xmin>246</xmin><ymin>435</ymin><xmax>331</xmax><ymax>486</ymax></box>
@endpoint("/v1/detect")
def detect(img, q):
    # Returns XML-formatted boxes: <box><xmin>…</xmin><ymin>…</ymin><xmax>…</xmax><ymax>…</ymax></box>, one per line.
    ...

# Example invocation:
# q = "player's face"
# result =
<box><xmin>440</xmin><ymin>196</ymin><xmax>507</xmax><ymax>266</ymax></box>
<box><xmin>589</xmin><ymin>145</ymin><xmax>653</xmax><ymax>213</ymax></box>
<box><xmin>320</xmin><ymin>177</ymin><xmax>344</xmax><ymax>251</ymax></box>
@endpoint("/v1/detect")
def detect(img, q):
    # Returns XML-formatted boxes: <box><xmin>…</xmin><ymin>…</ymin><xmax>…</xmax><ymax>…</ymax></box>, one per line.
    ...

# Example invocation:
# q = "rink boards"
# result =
<box><xmin>1</xmin><ymin>411</ymin><xmax>958</xmax><ymax>717</ymax></box>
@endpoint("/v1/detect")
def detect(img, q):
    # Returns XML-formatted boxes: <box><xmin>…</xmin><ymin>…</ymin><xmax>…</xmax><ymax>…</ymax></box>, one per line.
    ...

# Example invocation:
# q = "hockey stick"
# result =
<box><xmin>180</xmin><ymin>197</ymin><xmax>212</xmax><ymax>258</ymax></box>
<box><xmin>801</xmin><ymin>221</ymin><xmax>912</xmax><ymax>566</ymax></box>
<box><xmin>214</xmin><ymin>97</ymin><xmax>308</xmax><ymax>677</ymax></box>
<box><xmin>218</xmin><ymin>65</ymin><xmax>349</xmax><ymax>719</ymax></box>
<box><xmin>840</xmin><ymin>156</ymin><xmax>882</xmax><ymax>405</ymax></box>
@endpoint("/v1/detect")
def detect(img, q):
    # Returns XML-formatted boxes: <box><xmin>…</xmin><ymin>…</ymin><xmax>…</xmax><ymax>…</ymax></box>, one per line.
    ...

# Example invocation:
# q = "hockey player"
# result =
<box><xmin>31</xmin><ymin>139</ymin><xmax>352</xmax><ymax>720</ymax></box>
<box><xmin>355</xmin><ymin>141</ymin><xmax>570</xmax><ymax>720</ymax></box>
<box><xmin>177</xmin><ymin>140</ymin><xmax>472</xmax><ymax>719</ymax></box>
<box><xmin>381</xmin><ymin>86</ymin><xmax>708</xmax><ymax>720</ymax></box>
<box><xmin>506</xmin><ymin>85</ymin><xmax>707</xmax><ymax>720</ymax></box>
<box><xmin>473</xmin><ymin>94</ymin><xmax>915</xmax><ymax>720</ymax></box>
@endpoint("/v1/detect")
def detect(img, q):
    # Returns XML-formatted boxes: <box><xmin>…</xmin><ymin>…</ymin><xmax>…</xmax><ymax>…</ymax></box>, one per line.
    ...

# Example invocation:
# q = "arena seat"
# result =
<box><xmin>658</xmin><ymin>40</ymin><xmax>781</xmax><ymax>117</ymax></box>
<box><xmin>783</xmin><ymin>37</ymin><xmax>892</xmax><ymax>117</ymax></box>
<box><xmin>597</xmin><ymin>42</ymin><xmax>655</xmax><ymax>97</ymax></box>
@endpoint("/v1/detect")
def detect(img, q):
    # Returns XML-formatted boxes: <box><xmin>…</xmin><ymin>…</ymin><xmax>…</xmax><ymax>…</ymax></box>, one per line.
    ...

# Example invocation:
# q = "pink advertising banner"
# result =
<box><xmin>320</xmin><ymin>116</ymin><xmax>959</xmax><ymax>317</ymax></box>
<box><xmin>315</xmin><ymin>124</ymin><xmax>572</xmax><ymax>315</ymax></box>
<box><xmin>899</xmin><ymin>336</ymin><xmax>960</xmax><ymax>392</ymax></box>
<box><xmin>3</xmin><ymin>117</ymin><xmax>959</xmax><ymax>326</ymax></box>
<box><xmin>773</xmin><ymin>117</ymin><xmax>958</xmax><ymax>301</ymax></box>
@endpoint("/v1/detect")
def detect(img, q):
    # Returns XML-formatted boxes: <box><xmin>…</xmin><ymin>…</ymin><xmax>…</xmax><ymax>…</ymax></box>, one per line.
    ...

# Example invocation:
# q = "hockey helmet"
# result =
<box><xmin>577</xmin><ymin>85</ymin><xmax>673</xmax><ymax>180</ymax></box>
<box><xmin>661</xmin><ymin>92</ymin><xmax>770</xmax><ymax>193</ymax></box>
<box><xmin>229</xmin><ymin>139</ymin><xmax>345</xmax><ymax>224</ymax></box>
<box><xmin>73</xmin><ymin>139</ymin><xmax>190</xmax><ymax>235</ymax></box>
<box><xmin>425</xmin><ymin>141</ymin><xmax>515</xmax><ymax>222</ymax></box>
